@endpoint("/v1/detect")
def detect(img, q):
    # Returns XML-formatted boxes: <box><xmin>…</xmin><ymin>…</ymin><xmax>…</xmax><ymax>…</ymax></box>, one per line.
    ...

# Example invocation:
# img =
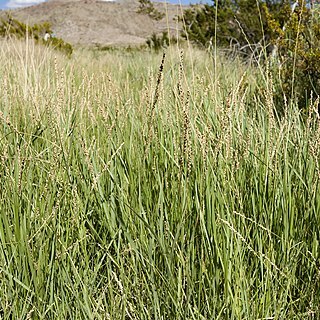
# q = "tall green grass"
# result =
<box><xmin>0</xmin><ymin>38</ymin><xmax>319</xmax><ymax>319</ymax></box>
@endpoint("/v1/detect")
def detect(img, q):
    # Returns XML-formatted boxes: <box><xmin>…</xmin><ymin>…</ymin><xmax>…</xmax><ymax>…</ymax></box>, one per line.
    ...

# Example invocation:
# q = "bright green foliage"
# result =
<box><xmin>265</xmin><ymin>0</ymin><xmax>320</xmax><ymax>108</ymax></box>
<box><xmin>0</xmin><ymin>14</ymin><xmax>73</xmax><ymax>56</ymax></box>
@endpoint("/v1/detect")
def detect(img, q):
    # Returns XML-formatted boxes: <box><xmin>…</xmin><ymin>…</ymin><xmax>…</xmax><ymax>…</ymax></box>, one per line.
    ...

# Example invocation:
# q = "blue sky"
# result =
<box><xmin>0</xmin><ymin>0</ymin><xmax>207</xmax><ymax>10</ymax></box>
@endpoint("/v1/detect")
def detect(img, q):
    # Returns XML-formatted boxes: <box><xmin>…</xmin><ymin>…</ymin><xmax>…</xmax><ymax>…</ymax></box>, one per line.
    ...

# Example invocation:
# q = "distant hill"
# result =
<box><xmin>0</xmin><ymin>0</ymin><xmax>187</xmax><ymax>47</ymax></box>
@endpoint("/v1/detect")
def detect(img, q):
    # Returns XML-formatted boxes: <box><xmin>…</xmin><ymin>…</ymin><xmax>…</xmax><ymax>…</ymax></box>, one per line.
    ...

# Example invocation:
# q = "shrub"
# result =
<box><xmin>45</xmin><ymin>36</ymin><xmax>73</xmax><ymax>56</ymax></box>
<box><xmin>181</xmin><ymin>0</ymin><xmax>320</xmax><ymax>110</ymax></box>
<box><xmin>265</xmin><ymin>0</ymin><xmax>320</xmax><ymax>109</ymax></box>
<box><xmin>137</xmin><ymin>0</ymin><xmax>165</xmax><ymax>21</ymax></box>
<box><xmin>146</xmin><ymin>32</ymin><xmax>175</xmax><ymax>51</ymax></box>
<box><xmin>181</xmin><ymin>0</ymin><xmax>284</xmax><ymax>57</ymax></box>
<box><xmin>0</xmin><ymin>14</ymin><xmax>73</xmax><ymax>56</ymax></box>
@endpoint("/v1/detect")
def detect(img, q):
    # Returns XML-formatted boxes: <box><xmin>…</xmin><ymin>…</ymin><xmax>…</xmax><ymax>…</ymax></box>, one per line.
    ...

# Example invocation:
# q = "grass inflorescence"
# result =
<box><xmin>0</xmin><ymin>38</ymin><xmax>319</xmax><ymax>319</ymax></box>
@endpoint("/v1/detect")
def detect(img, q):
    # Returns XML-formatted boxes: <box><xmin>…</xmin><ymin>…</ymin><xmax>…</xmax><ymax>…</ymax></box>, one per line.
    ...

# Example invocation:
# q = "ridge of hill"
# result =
<box><xmin>0</xmin><ymin>0</ymin><xmax>187</xmax><ymax>47</ymax></box>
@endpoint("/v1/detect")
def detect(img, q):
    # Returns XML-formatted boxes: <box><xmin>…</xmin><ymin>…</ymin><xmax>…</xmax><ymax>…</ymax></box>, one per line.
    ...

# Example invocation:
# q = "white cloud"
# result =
<box><xmin>6</xmin><ymin>0</ymin><xmax>46</xmax><ymax>8</ymax></box>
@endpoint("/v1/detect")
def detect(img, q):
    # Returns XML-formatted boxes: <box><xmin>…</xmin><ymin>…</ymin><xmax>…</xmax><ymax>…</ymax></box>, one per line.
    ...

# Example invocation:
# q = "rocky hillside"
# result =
<box><xmin>0</xmin><ymin>0</ymin><xmax>187</xmax><ymax>47</ymax></box>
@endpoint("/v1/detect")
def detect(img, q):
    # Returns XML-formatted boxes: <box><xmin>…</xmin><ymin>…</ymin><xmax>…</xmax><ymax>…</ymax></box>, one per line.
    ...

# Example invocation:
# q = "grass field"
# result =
<box><xmin>0</xmin><ymin>38</ymin><xmax>319</xmax><ymax>319</ymax></box>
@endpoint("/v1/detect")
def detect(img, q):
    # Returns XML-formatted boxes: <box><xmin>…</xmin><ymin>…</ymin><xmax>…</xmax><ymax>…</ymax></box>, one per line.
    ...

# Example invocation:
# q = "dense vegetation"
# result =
<box><xmin>0</xmin><ymin>14</ymin><xmax>73</xmax><ymax>56</ymax></box>
<box><xmin>182</xmin><ymin>0</ymin><xmax>320</xmax><ymax>109</ymax></box>
<box><xmin>0</xmin><ymin>37</ymin><xmax>319</xmax><ymax>318</ymax></box>
<box><xmin>181</xmin><ymin>0</ymin><xmax>279</xmax><ymax>52</ymax></box>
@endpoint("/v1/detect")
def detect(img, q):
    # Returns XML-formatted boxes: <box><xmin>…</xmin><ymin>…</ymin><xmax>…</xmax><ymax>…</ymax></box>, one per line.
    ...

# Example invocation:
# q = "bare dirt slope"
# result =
<box><xmin>0</xmin><ymin>0</ymin><xmax>186</xmax><ymax>47</ymax></box>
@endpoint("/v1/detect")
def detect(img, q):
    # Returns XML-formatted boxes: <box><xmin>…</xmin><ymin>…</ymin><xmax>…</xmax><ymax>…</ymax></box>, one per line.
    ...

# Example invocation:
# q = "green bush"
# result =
<box><xmin>181</xmin><ymin>0</ymin><xmax>320</xmax><ymax>110</ymax></box>
<box><xmin>0</xmin><ymin>14</ymin><xmax>73</xmax><ymax>56</ymax></box>
<box><xmin>146</xmin><ymin>32</ymin><xmax>176</xmax><ymax>51</ymax></box>
<box><xmin>181</xmin><ymin>0</ymin><xmax>284</xmax><ymax>57</ymax></box>
<box><xmin>265</xmin><ymin>0</ymin><xmax>320</xmax><ymax>109</ymax></box>
<box><xmin>45</xmin><ymin>36</ymin><xmax>73</xmax><ymax>56</ymax></box>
